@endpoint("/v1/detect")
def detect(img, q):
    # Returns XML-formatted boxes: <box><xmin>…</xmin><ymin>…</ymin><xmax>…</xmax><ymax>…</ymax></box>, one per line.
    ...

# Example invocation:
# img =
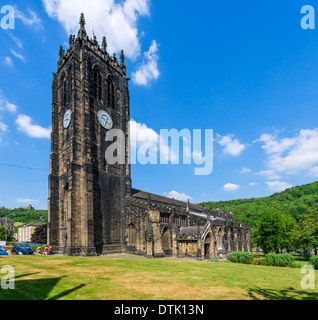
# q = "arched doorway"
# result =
<box><xmin>127</xmin><ymin>224</ymin><xmax>137</xmax><ymax>247</ymax></box>
<box><xmin>204</xmin><ymin>234</ymin><xmax>211</xmax><ymax>259</ymax></box>
<box><xmin>162</xmin><ymin>227</ymin><xmax>171</xmax><ymax>249</ymax></box>
<box><xmin>162</xmin><ymin>227</ymin><xmax>172</xmax><ymax>256</ymax></box>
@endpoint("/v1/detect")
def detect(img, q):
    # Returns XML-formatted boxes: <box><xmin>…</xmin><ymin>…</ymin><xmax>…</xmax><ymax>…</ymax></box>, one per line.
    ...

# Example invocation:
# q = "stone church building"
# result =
<box><xmin>48</xmin><ymin>14</ymin><xmax>251</xmax><ymax>258</ymax></box>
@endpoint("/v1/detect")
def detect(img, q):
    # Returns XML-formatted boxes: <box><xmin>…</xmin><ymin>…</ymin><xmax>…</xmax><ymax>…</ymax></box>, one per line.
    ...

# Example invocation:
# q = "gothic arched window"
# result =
<box><xmin>217</xmin><ymin>229</ymin><xmax>223</xmax><ymax>249</ymax></box>
<box><xmin>231</xmin><ymin>228</ymin><xmax>234</xmax><ymax>241</ymax></box>
<box><xmin>94</xmin><ymin>66</ymin><xmax>103</xmax><ymax>102</ymax></box>
<box><xmin>108</xmin><ymin>78</ymin><xmax>115</xmax><ymax>109</ymax></box>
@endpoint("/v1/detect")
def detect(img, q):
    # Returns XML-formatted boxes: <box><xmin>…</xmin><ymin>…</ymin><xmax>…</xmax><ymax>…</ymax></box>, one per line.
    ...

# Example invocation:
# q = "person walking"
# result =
<box><xmin>44</xmin><ymin>245</ymin><xmax>49</xmax><ymax>255</ymax></box>
<box><xmin>36</xmin><ymin>245</ymin><xmax>42</xmax><ymax>255</ymax></box>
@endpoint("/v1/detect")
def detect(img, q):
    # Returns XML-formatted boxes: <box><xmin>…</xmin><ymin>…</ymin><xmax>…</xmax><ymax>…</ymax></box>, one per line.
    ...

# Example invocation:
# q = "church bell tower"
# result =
<box><xmin>48</xmin><ymin>13</ymin><xmax>131</xmax><ymax>256</ymax></box>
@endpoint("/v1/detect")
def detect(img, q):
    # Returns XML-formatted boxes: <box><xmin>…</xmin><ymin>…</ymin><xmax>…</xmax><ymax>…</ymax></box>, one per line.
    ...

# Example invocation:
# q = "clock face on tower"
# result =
<box><xmin>63</xmin><ymin>109</ymin><xmax>72</xmax><ymax>129</ymax></box>
<box><xmin>97</xmin><ymin>110</ymin><xmax>113</xmax><ymax>130</ymax></box>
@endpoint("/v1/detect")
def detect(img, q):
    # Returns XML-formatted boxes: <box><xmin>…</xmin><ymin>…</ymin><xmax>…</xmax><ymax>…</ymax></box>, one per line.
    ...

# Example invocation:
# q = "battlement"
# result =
<box><xmin>57</xmin><ymin>13</ymin><xmax>126</xmax><ymax>77</ymax></box>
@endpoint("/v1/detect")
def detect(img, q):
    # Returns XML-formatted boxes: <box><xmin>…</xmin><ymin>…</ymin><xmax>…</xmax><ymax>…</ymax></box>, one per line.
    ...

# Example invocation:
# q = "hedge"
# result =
<box><xmin>265</xmin><ymin>253</ymin><xmax>295</xmax><ymax>267</ymax></box>
<box><xmin>228</xmin><ymin>252</ymin><xmax>254</xmax><ymax>264</ymax></box>
<box><xmin>310</xmin><ymin>255</ymin><xmax>318</xmax><ymax>270</ymax></box>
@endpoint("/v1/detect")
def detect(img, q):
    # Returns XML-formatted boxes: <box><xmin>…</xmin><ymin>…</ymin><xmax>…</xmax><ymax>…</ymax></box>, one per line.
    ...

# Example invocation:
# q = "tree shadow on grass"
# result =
<box><xmin>248</xmin><ymin>287</ymin><xmax>318</xmax><ymax>300</ymax></box>
<box><xmin>0</xmin><ymin>273</ymin><xmax>85</xmax><ymax>300</ymax></box>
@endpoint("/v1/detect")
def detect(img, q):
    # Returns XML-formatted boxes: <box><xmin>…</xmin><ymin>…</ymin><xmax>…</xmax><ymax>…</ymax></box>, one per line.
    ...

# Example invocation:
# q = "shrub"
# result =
<box><xmin>252</xmin><ymin>257</ymin><xmax>269</xmax><ymax>266</ymax></box>
<box><xmin>228</xmin><ymin>252</ymin><xmax>254</xmax><ymax>264</ymax></box>
<box><xmin>302</xmin><ymin>250</ymin><xmax>312</xmax><ymax>261</ymax></box>
<box><xmin>291</xmin><ymin>261</ymin><xmax>303</xmax><ymax>269</ymax></box>
<box><xmin>265</xmin><ymin>253</ymin><xmax>295</xmax><ymax>267</ymax></box>
<box><xmin>310</xmin><ymin>255</ymin><xmax>318</xmax><ymax>270</ymax></box>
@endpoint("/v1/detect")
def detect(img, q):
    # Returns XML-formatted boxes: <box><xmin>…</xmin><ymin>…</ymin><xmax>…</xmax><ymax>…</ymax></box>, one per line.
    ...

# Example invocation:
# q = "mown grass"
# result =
<box><xmin>0</xmin><ymin>255</ymin><xmax>317</xmax><ymax>300</ymax></box>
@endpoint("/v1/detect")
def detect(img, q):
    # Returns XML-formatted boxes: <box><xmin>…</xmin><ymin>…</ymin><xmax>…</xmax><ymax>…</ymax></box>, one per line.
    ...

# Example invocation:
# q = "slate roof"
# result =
<box><xmin>131</xmin><ymin>188</ymin><xmax>228</xmax><ymax>223</ymax></box>
<box><xmin>131</xmin><ymin>188</ymin><xmax>203</xmax><ymax>213</ymax></box>
<box><xmin>179</xmin><ymin>226</ymin><xmax>206</xmax><ymax>236</ymax></box>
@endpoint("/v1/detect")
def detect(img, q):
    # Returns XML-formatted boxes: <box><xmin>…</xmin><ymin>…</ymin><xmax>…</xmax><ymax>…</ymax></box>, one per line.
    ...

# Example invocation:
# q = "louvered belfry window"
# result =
<box><xmin>108</xmin><ymin>79</ymin><xmax>115</xmax><ymax>108</ymax></box>
<box><xmin>94</xmin><ymin>67</ymin><xmax>103</xmax><ymax>102</ymax></box>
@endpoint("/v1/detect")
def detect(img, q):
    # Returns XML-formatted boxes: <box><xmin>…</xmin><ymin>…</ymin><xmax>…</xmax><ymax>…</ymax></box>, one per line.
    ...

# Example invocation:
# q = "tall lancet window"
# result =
<box><xmin>94</xmin><ymin>66</ymin><xmax>103</xmax><ymax>102</ymax></box>
<box><xmin>108</xmin><ymin>78</ymin><xmax>115</xmax><ymax>109</ymax></box>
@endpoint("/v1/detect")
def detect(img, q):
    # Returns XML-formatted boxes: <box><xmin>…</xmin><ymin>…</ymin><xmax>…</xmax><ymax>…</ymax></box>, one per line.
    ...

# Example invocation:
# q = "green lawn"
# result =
<box><xmin>0</xmin><ymin>255</ymin><xmax>317</xmax><ymax>300</ymax></box>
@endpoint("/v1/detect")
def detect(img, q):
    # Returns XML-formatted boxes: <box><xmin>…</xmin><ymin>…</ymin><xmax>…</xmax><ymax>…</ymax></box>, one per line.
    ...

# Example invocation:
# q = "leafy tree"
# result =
<box><xmin>255</xmin><ymin>211</ymin><xmax>283</xmax><ymax>254</ymax></box>
<box><xmin>0</xmin><ymin>227</ymin><xmax>14</xmax><ymax>242</ymax></box>
<box><xmin>255</xmin><ymin>212</ymin><xmax>296</xmax><ymax>254</ymax></box>
<box><xmin>295</xmin><ymin>212</ymin><xmax>318</xmax><ymax>255</ymax></box>
<box><xmin>280</xmin><ymin>214</ymin><xmax>296</xmax><ymax>252</ymax></box>
<box><xmin>31</xmin><ymin>224</ymin><xmax>47</xmax><ymax>244</ymax></box>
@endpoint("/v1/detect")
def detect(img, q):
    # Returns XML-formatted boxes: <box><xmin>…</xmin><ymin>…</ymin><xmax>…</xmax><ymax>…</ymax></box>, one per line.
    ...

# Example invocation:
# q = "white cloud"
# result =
<box><xmin>163</xmin><ymin>190</ymin><xmax>192</xmax><ymax>202</ymax></box>
<box><xmin>309</xmin><ymin>167</ymin><xmax>318</xmax><ymax>177</ymax></box>
<box><xmin>0</xmin><ymin>90</ymin><xmax>18</xmax><ymax>142</ymax></box>
<box><xmin>266</xmin><ymin>181</ymin><xmax>293</xmax><ymax>193</ymax></box>
<box><xmin>0</xmin><ymin>91</ymin><xmax>18</xmax><ymax>113</ymax></box>
<box><xmin>217</xmin><ymin>134</ymin><xmax>245</xmax><ymax>157</ymax></box>
<box><xmin>8</xmin><ymin>32</ymin><xmax>23</xmax><ymax>48</ymax></box>
<box><xmin>224</xmin><ymin>183</ymin><xmax>240</xmax><ymax>192</ymax></box>
<box><xmin>15</xmin><ymin>114</ymin><xmax>51</xmax><ymax>138</ymax></box>
<box><xmin>4</xmin><ymin>57</ymin><xmax>13</xmax><ymax>67</ymax></box>
<box><xmin>132</xmin><ymin>40</ymin><xmax>160</xmax><ymax>86</ymax></box>
<box><xmin>0</xmin><ymin>121</ymin><xmax>8</xmax><ymax>133</ymax></box>
<box><xmin>240</xmin><ymin>167</ymin><xmax>251</xmax><ymax>174</ymax></box>
<box><xmin>249</xmin><ymin>182</ymin><xmax>257</xmax><ymax>186</ymax></box>
<box><xmin>256</xmin><ymin>129</ymin><xmax>318</xmax><ymax>177</ymax></box>
<box><xmin>10</xmin><ymin>50</ymin><xmax>26</xmax><ymax>63</ymax></box>
<box><xmin>6</xmin><ymin>102</ymin><xmax>17</xmax><ymax>113</ymax></box>
<box><xmin>42</xmin><ymin>0</ymin><xmax>151</xmax><ymax>60</ymax></box>
<box><xmin>15</xmin><ymin>8</ymin><xmax>42</xmax><ymax>28</ymax></box>
<box><xmin>15</xmin><ymin>198</ymin><xmax>39</xmax><ymax>204</ymax></box>
<box><xmin>258</xmin><ymin>169</ymin><xmax>281</xmax><ymax>180</ymax></box>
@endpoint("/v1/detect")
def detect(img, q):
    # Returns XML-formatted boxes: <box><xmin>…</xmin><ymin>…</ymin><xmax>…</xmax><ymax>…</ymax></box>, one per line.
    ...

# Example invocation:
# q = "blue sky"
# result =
<box><xmin>1</xmin><ymin>0</ymin><xmax>318</xmax><ymax>209</ymax></box>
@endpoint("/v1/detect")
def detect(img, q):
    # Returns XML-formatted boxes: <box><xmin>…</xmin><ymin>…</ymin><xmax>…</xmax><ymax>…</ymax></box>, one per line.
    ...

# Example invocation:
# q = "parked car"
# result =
<box><xmin>21</xmin><ymin>241</ymin><xmax>38</xmax><ymax>246</ymax></box>
<box><xmin>0</xmin><ymin>246</ymin><xmax>8</xmax><ymax>256</ymax></box>
<box><xmin>11</xmin><ymin>244</ymin><xmax>34</xmax><ymax>255</ymax></box>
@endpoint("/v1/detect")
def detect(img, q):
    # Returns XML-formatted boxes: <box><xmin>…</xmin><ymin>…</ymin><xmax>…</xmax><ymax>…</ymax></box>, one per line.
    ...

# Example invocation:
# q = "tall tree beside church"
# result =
<box><xmin>280</xmin><ymin>214</ymin><xmax>296</xmax><ymax>253</ymax></box>
<box><xmin>295</xmin><ymin>212</ymin><xmax>318</xmax><ymax>255</ymax></box>
<box><xmin>31</xmin><ymin>224</ymin><xmax>47</xmax><ymax>245</ymax></box>
<box><xmin>256</xmin><ymin>211</ymin><xmax>283</xmax><ymax>254</ymax></box>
